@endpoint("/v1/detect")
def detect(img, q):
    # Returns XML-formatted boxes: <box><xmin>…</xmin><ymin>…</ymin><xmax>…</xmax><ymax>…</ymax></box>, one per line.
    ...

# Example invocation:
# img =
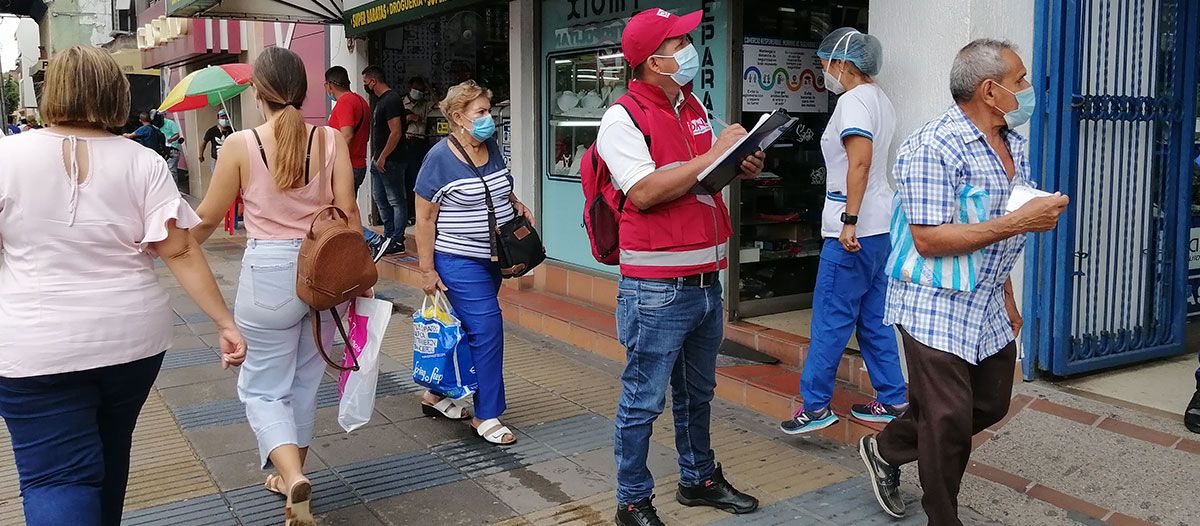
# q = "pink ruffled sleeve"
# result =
<box><xmin>139</xmin><ymin>157</ymin><xmax>202</xmax><ymax>255</ymax></box>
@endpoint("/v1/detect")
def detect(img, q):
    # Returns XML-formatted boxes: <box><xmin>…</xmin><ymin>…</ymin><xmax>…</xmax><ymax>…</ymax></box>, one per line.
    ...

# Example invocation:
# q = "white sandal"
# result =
<box><xmin>421</xmin><ymin>396</ymin><xmax>472</xmax><ymax>420</ymax></box>
<box><xmin>474</xmin><ymin>418</ymin><xmax>517</xmax><ymax>446</ymax></box>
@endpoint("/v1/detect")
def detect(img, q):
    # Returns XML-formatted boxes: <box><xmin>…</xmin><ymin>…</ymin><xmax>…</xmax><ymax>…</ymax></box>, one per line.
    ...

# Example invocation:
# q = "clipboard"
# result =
<box><xmin>689</xmin><ymin>109</ymin><xmax>798</xmax><ymax>195</ymax></box>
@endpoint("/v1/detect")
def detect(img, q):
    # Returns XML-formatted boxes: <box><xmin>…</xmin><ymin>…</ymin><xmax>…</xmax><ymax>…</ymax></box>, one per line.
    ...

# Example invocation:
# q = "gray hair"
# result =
<box><xmin>949</xmin><ymin>39</ymin><xmax>1017</xmax><ymax>103</ymax></box>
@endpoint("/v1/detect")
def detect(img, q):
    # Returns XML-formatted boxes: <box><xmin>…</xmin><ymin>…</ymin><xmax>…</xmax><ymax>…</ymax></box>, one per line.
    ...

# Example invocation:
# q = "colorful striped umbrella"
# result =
<box><xmin>158</xmin><ymin>64</ymin><xmax>253</xmax><ymax>113</ymax></box>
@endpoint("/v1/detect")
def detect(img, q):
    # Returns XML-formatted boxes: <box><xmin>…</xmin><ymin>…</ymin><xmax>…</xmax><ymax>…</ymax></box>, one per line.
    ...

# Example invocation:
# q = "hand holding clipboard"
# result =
<box><xmin>690</xmin><ymin>109</ymin><xmax>798</xmax><ymax>195</ymax></box>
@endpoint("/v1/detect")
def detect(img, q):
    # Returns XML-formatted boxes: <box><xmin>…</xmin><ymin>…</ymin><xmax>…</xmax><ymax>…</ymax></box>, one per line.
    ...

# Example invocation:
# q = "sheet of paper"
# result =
<box><xmin>1005</xmin><ymin>185</ymin><xmax>1053</xmax><ymax>213</ymax></box>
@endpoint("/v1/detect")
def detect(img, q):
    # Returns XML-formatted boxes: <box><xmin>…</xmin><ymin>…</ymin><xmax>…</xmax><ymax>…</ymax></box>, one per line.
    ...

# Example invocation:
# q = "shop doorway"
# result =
<box><xmin>728</xmin><ymin>0</ymin><xmax>868</xmax><ymax>320</ymax></box>
<box><xmin>1026</xmin><ymin>0</ymin><xmax>1198</xmax><ymax>377</ymax></box>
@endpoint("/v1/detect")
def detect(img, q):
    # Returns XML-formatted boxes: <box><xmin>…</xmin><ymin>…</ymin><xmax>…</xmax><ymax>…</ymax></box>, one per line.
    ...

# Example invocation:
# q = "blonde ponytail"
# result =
<box><xmin>271</xmin><ymin>105</ymin><xmax>308</xmax><ymax>189</ymax></box>
<box><xmin>250</xmin><ymin>47</ymin><xmax>311</xmax><ymax>190</ymax></box>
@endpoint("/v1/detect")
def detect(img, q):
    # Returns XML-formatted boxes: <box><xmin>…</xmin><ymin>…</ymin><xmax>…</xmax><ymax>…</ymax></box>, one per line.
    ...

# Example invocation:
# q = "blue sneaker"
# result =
<box><xmin>779</xmin><ymin>406</ymin><xmax>838</xmax><ymax>435</ymax></box>
<box><xmin>851</xmin><ymin>401</ymin><xmax>908</xmax><ymax>423</ymax></box>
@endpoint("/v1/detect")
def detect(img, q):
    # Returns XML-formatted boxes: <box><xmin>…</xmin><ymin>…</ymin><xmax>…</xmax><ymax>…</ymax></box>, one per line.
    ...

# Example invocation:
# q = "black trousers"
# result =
<box><xmin>876</xmin><ymin>327</ymin><xmax>1016</xmax><ymax>526</ymax></box>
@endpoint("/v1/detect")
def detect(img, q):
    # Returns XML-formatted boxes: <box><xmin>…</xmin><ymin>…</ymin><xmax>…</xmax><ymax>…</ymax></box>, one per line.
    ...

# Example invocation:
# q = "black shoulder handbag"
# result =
<box><xmin>448</xmin><ymin>135</ymin><xmax>545</xmax><ymax>278</ymax></box>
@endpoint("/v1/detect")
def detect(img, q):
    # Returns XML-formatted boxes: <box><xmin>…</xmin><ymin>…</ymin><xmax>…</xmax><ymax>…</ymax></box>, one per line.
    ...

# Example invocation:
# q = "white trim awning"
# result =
<box><xmin>168</xmin><ymin>0</ymin><xmax>343</xmax><ymax>24</ymax></box>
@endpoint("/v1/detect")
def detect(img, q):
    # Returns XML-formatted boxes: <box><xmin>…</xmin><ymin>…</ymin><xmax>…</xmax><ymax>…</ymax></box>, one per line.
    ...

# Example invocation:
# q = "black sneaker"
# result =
<box><xmin>615</xmin><ymin>496</ymin><xmax>665</xmax><ymax>526</ymax></box>
<box><xmin>1185</xmin><ymin>389</ymin><xmax>1200</xmax><ymax>434</ymax></box>
<box><xmin>383</xmin><ymin>238</ymin><xmax>406</xmax><ymax>256</ymax></box>
<box><xmin>371</xmin><ymin>238</ymin><xmax>391</xmax><ymax>263</ymax></box>
<box><xmin>858</xmin><ymin>435</ymin><xmax>905</xmax><ymax>518</ymax></box>
<box><xmin>851</xmin><ymin>400</ymin><xmax>909</xmax><ymax>424</ymax></box>
<box><xmin>780</xmin><ymin>405</ymin><xmax>839</xmax><ymax>435</ymax></box>
<box><xmin>675</xmin><ymin>463</ymin><xmax>758</xmax><ymax>514</ymax></box>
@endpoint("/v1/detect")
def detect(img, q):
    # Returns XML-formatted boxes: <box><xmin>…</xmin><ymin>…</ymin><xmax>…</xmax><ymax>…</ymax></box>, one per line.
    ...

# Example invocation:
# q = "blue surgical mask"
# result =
<box><xmin>994</xmin><ymin>83</ymin><xmax>1036</xmax><ymax>127</ymax></box>
<box><xmin>652</xmin><ymin>44</ymin><xmax>700</xmax><ymax>86</ymax></box>
<box><xmin>469</xmin><ymin>115</ymin><xmax>495</xmax><ymax>141</ymax></box>
<box><xmin>328</xmin><ymin>93</ymin><xmax>337</xmax><ymax>103</ymax></box>
<box><xmin>218</xmin><ymin>118</ymin><xmax>229</xmax><ymax>127</ymax></box>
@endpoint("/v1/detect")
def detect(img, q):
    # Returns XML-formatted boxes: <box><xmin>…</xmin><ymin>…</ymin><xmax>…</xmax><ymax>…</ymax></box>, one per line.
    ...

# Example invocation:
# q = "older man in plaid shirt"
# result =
<box><xmin>856</xmin><ymin>40</ymin><xmax>1070</xmax><ymax>526</ymax></box>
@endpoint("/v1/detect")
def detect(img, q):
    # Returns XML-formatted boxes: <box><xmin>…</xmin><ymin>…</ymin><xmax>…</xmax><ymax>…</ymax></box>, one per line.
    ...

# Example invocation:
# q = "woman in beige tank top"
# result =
<box><xmin>190</xmin><ymin>47</ymin><xmax>360</xmax><ymax>526</ymax></box>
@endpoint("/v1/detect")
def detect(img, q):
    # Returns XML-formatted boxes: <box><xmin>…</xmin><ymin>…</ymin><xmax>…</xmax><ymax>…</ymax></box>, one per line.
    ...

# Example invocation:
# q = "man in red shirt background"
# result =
<box><xmin>325</xmin><ymin>66</ymin><xmax>388</xmax><ymax>258</ymax></box>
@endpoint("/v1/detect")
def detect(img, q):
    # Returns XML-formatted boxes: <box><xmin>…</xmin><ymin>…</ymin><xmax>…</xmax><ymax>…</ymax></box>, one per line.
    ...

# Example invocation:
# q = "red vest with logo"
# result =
<box><xmin>611</xmin><ymin>80</ymin><xmax>732</xmax><ymax>279</ymax></box>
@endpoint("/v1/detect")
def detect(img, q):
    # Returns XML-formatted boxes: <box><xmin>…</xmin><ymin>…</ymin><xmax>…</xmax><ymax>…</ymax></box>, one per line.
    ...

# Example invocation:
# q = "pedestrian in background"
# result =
<box><xmin>781</xmin><ymin>27</ymin><xmax>908</xmax><ymax>436</ymax></box>
<box><xmin>858</xmin><ymin>39</ymin><xmax>1068</xmax><ymax>525</ymax></box>
<box><xmin>1187</xmin><ymin>357</ymin><xmax>1200</xmax><ymax>433</ymax></box>
<box><xmin>325</xmin><ymin>65</ymin><xmax>387</xmax><ymax>258</ymax></box>
<box><xmin>124</xmin><ymin>111</ymin><xmax>165</xmax><ymax>153</ymax></box>
<box><xmin>414</xmin><ymin>80</ymin><xmax>533</xmax><ymax>446</ymax></box>
<box><xmin>596</xmin><ymin>9</ymin><xmax>764</xmax><ymax>526</ymax></box>
<box><xmin>199</xmin><ymin>109</ymin><xmax>233</xmax><ymax>175</ymax></box>
<box><xmin>156</xmin><ymin>112</ymin><xmax>184</xmax><ymax>184</ymax></box>
<box><xmin>191</xmin><ymin>47</ymin><xmax>361</xmax><ymax>526</ymax></box>
<box><xmin>0</xmin><ymin>45</ymin><xmax>246</xmax><ymax>526</ymax></box>
<box><xmin>362</xmin><ymin>65</ymin><xmax>411</xmax><ymax>256</ymax></box>
<box><xmin>403</xmin><ymin>76</ymin><xmax>436</xmax><ymax>225</ymax></box>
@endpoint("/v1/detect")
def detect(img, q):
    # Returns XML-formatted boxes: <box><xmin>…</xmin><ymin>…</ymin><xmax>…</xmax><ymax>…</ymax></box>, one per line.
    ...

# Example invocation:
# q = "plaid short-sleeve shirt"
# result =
<box><xmin>884</xmin><ymin>105</ymin><xmax>1030</xmax><ymax>365</ymax></box>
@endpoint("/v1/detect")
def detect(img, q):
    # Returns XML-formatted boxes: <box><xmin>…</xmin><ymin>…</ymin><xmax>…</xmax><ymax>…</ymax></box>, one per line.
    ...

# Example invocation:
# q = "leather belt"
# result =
<box><xmin>632</xmin><ymin>271</ymin><xmax>720</xmax><ymax>289</ymax></box>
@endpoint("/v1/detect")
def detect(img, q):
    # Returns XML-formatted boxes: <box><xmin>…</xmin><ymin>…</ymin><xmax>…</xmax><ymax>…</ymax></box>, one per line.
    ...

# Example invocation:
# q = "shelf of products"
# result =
<box><xmin>547</xmin><ymin>48</ymin><xmax>628</xmax><ymax>179</ymax></box>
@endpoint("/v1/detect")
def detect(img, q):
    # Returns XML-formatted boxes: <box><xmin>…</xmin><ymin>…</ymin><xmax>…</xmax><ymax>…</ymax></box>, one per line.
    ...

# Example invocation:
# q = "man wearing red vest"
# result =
<box><xmin>598</xmin><ymin>8</ymin><xmax>765</xmax><ymax>526</ymax></box>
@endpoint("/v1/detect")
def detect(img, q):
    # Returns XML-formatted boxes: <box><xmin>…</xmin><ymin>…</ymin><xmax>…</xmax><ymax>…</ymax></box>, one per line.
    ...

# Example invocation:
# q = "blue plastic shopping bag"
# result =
<box><xmin>412</xmin><ymin>293</ymin><xmax>477</xmax><ymax>400</ymax></box>
<box><xmin>887</xmin><ymin>185</ymin><xmax>988</xmax><ymax>292</ymax></box>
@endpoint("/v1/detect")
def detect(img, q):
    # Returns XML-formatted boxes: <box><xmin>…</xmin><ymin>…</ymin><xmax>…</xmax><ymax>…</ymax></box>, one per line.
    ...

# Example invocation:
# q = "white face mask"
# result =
<box><xmin>821</xmin><ymin>30</ymin><xmax>860</xmax><ymax>95</ymax></box>
<box><xmin>823</xmin><ymin>68</ymin><xmax>847</xmax><ymax>95</ymax></box>
<box><xmin>409</xmin><ymin>89</ymin><xmax>424</xmax><ymax>100</ymax></box>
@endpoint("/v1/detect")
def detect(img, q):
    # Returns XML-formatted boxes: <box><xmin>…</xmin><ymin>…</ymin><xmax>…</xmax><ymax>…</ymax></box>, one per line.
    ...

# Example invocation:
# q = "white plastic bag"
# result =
<box><xmin>337</xmin><ymin>297</ymin><xmax>392</xmax><ymax>432</ymax></box>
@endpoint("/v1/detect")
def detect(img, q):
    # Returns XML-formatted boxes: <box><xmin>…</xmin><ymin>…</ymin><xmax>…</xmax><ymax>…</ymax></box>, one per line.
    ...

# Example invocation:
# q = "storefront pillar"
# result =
<box><xmin>509</xmin><ymin>0</ymin><xmax>541</xmax><ymax>217</ymax></box>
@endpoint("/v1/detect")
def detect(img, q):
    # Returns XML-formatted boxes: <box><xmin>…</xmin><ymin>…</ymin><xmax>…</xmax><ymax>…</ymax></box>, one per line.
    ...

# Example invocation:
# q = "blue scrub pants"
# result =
<box><xmin>434</xmin><ymin>252</ymin><xmax>506</xmax><ymax>420</ymax></box>
<box><xmin>799</xmin><ymin>234</ymin><xmax>907</xmax><ymax>409</ymax></box>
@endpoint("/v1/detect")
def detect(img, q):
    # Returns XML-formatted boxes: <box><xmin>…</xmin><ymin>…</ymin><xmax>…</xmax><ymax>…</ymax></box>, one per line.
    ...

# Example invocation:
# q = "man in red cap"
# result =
<box><xmin>596</xmin><ymin>7</ymin><xmax>765</xmax><ymax>526</ymax></box>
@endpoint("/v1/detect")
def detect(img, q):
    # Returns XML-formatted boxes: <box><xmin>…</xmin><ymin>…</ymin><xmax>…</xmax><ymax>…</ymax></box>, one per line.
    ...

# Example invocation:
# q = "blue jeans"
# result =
<box><xmin>353</xmin><ymin>167</ymin><xmax>379</xmax><ymax>244</ymax></box>
<box><xmin>434</xmin><ymin>252</ymin><xmax>506</xmax><ymax>419</ymax></box>
<box><xmin>370</xmin><ymin>159</ymin><xmax>407</xmax><ymax>241</ymax></box>
<box><xmin>614</xmin><ymin>277</ymin><xmax>723</xmax><ymax>505</ymax></box>
<box><xmin>799</xmin><ymin>234</ymin><xmax>907</xmax><ymax>409</ymax></box>
<box><xmin>0</xmin><ymin>352</ymin><xmax>165</xmax><ymax>526</ymax></box>
<box><xmin>235</xmin><ymin>239</ymin><xmax>338</xmax><ymax>467</ymax></box>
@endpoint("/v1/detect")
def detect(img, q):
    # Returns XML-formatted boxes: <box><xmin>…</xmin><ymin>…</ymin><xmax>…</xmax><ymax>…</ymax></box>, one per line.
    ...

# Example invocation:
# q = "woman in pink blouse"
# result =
<box><xmin>0</xmin><ymin>46</ymin><xmax>247</xmax><ymax>526</ymax></box>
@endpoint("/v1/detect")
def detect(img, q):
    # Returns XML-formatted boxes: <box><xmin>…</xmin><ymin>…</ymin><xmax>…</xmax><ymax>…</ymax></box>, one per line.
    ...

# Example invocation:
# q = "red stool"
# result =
<box><xmin>224</xmin><ymin>194</ymin><xmax>244</xmax><ymax>234</ymax></box>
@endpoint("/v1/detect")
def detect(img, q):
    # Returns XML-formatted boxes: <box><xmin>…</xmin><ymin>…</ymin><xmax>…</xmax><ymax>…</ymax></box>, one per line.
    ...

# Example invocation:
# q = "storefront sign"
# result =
<box><xmin>742</xmin><ymin>37</ymin><xmax>827</xmax><ymax>114</ymax></box>
<box><xmin>345</xmin><ymin>0</ymin><xmax>483</xmax><ymax>36</ymax></box>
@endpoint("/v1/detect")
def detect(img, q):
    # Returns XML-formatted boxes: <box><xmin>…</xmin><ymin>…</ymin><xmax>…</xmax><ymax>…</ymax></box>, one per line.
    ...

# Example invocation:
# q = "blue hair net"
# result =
<box><xmin>817</xmin><ymin>27</ymin><xmax>883</xmax><ymax>77</ymax></box>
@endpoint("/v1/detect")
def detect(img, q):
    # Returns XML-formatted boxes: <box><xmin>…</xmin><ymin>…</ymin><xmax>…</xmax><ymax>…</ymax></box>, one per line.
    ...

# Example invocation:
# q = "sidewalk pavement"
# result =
<box><xmin>0</xmin><ymin>234</ymin><xmax>1196</xmax><ymax>526</ymax></box>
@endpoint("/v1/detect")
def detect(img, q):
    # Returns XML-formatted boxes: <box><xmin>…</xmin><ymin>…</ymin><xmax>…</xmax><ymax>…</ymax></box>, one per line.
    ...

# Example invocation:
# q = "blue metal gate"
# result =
<box><xmin>1025</xmin><ymin>0</ymin><xmax>1199</xmax><ymax>377</ymax></box>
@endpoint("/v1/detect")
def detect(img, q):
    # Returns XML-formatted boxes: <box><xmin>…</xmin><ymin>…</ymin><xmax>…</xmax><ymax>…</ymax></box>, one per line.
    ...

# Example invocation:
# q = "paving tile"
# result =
<box><xmin>336</xmin><ymin>451</ymin><xmax>464</xmax><ymax>502</ymax></box>
<box><xmin>155</xmin><ymin>362</ymin><xmax>235</xmax><ymax>389</ymax></box>
<box><xmin>1096</xmin><ymin>417</ymin><xmax>1181</xmax><ymax>447</ymax></box>
<box><xmin>179</xmin><ymin>312</ymin><xmax>212</xmax><ymax>323</ymax></box>
<box><xmin>367</xmin><ymin>479</ymin><xmax>517</xmax><ymax>525</ymax></box>
<box><xmin>124</xmin><ymin>392</ymin><xmax>218</xmax><ymax>511</ymax></box>
<box><xmin>317</xmin><ymin>504</ymin><xmax>388</xmax><ymax>525</ymax></box>
<box><xmin>185</xmin><ymin>422</ymin><xmax>259</xmax><ymax>459</ymax></box>
<box><xmin>429</xmin><ymin>427</ymin><xmax>553</xmax><ymax>477</ymax></box>
<box><xmin>476</xmin><ymin>457</ymin><xmax>614</xmax><ymax>515</ymax></box>
<box><xmin>160</xmin><ymin>348</ymin><xmax>222</xmax><ymax>370</ymax></box>
<box><xmin>226</xmin><ymin>470</ymin><xmax>359</xmax><ymax>525</ymax></box>
<box><xmin>173</xmin><ymin>399</ymin><xmax>247</xmax><ymax>431</ymax></box>
<box><xmin>521</xmin><ymin>413</ymin><xmax>613</xmax><ymax>456</ymax></box>
<box><xmin>310</xmin><ymin>423</ymin><xmax>426</xmax><ymax>467</ymax></box>
<box><xmin>204</xmin><ymin>449</ymin><xmax>329</xmax><ymax>492</ymax></box>
<box><xmin>158</xmin><ymin>377</ymin><xmax>239</xmax><ymax>409</ymax></box>
<box><xmin>567</xmin><ymin>444</ymin><xmax>680</xmax><ymax>483</ymax></box>
<box><xmin>1029</xmin><ymin>398</ymin><xmax>1103</xmax><ymax>426</ymax></box>
<box><xmin>311</xmin><ymin>404</ymin><xmax>392</xmax><ymax>438</ymax></box>
<box><xmin>120</xmin><ymin>494</ymin><xmax>236</xmax><ymax>526</ymax></box>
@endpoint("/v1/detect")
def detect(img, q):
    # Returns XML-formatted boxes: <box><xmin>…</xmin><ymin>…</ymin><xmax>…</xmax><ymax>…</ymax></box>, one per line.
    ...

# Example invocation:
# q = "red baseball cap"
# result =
<box><xmin>622</xmin><ymin>8</ymin><xmax>702</xmax><ymax>67</ymax></box>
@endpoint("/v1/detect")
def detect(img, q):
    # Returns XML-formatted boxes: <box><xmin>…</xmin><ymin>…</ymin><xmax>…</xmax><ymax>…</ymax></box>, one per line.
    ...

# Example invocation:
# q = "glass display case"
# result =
<box><xmin>547</xmin><ymin>48</ymin><xmax>629</xmax><ymax>181</ymax></box>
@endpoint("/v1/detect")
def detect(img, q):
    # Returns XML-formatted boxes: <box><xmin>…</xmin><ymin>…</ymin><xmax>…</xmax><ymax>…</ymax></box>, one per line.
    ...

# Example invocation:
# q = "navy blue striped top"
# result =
<box><xmin>415</xmin><ymin>138</ymin><xmax>515</xmax><ymax>259</ymax></box>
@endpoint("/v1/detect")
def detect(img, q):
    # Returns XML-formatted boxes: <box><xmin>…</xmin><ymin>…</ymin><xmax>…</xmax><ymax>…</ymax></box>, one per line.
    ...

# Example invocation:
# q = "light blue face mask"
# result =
<box><xmin>328</xmin><ymin>93</ymin><xmax>337</xmax><ymax>103</ymax></box>
<box><xmin>469</xmin><ymin>114</ymin><xmax>495</xmax><ymax>141</ymax></box>
<box><xmin>652</xmin><ymin>43</ymin><xmax>700</xmax><ymax>86</ymax></box>
<box><xmin>994</xmin><ymin>82</ymin><xmax>1036</xmax><ymax>127</ymax></box>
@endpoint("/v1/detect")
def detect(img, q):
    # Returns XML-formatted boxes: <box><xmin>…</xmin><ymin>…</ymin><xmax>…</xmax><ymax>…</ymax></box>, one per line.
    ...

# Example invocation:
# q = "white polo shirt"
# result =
<box><xmin>596</xmin><ymin>92</ymin><xmax>713</xmax><ymax>193</ymax></box>
<box><xmin>819</xmin><ymin>83</ymin><xmax>897</xmax><ymax>239</ymax></box>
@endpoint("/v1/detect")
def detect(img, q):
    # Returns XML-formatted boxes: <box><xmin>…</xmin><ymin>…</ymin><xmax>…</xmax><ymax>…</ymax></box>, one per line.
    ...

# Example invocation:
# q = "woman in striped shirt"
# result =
<box><xmin>413</xmin><ymin>81</ymin><xmax>533</xmax><ymax>446</ymax></box>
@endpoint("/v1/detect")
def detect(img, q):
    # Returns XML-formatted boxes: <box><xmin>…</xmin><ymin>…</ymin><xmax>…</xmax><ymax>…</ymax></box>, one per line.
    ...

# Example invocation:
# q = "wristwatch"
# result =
<box><xmin>840</xmin><ymin>213</ymin><xmax>858</xmax><ymax>225</ymax></box>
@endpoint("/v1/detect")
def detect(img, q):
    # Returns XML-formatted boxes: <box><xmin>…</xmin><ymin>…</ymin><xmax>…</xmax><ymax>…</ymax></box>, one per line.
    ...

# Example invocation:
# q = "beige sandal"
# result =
<box><xmin>264</xmin><ymin>474</ymin><xmax>286</xmax><ymax>496</ymax></box>
<box><xmin>284</xmin><ymin>478</ymin><xmax>315</xmax><ymax>526</ymax></box>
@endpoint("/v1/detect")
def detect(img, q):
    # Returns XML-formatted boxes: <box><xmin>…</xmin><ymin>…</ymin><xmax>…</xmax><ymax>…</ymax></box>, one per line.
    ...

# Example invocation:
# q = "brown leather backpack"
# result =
<box><xmin>297</xmin><ymin>205</ymin><xmax>378</xmax><ymax>371</ymax></box>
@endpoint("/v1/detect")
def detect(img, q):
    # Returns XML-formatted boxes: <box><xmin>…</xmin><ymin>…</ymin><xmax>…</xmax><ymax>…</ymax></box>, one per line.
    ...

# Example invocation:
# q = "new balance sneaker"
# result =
<box><xmin>615</xmin><ymin>496</ymin><xmax>665</xmax><ymax>526</ymax></box>
<box><xmin>675</xmin><ymin>464</ymin><xmax>758</xmax><ymax>514</ymax></box>
<box><xmin>859</xmin><ymin>435</ymin><xmax>905</xmax><ymax>518</ymax></box>
<box><xmin>851</xmin><ymin>400</ymin><xmax>909</xmax><ymax>423</ymax></box>
<box><xmin>1185</xmin><ymin>389</ymin><xmax>1200</xmax><ymax>434</ymax></box>
<box><xmin>779</xmin><ymin>406</ymin><xmax>839</xmax><ymax>435</ymax></box>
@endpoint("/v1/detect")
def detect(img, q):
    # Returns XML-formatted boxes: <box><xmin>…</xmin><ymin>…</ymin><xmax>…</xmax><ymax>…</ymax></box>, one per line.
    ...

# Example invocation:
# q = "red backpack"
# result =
<box><xmin>582</xmin><ymin>95</ymin><xmax>649</xmax><ymax>265</ymax></box>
